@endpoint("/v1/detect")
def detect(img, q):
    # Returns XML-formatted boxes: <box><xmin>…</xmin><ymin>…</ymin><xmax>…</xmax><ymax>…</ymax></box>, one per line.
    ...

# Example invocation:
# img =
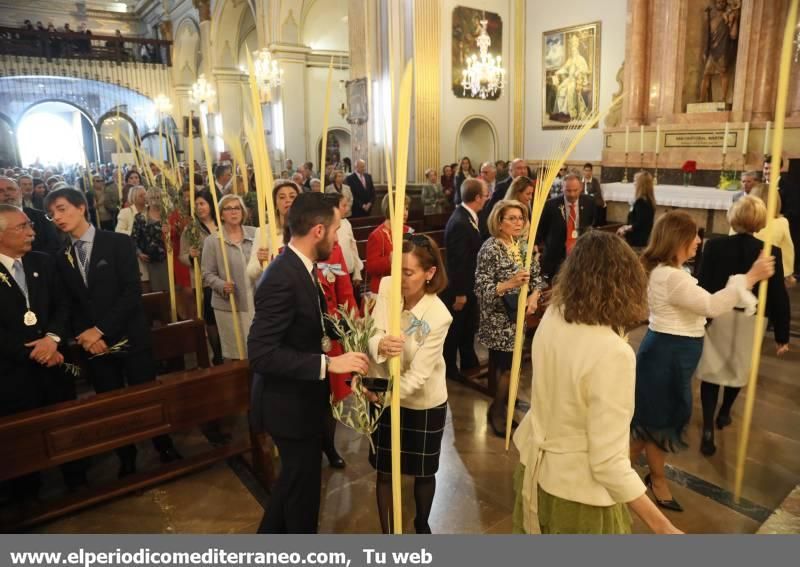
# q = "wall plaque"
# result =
<box><xmin>664</xmin><ymin>131</ymin><xmax>737</xmax><ymax>149</ymax></box>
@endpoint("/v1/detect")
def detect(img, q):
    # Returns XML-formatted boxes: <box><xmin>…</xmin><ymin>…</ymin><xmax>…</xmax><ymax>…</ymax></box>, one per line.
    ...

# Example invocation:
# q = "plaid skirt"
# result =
<box><xmin>369</xmin><ymin>402</ymin><xmax>447</xmax><ymax>477</ymax></box>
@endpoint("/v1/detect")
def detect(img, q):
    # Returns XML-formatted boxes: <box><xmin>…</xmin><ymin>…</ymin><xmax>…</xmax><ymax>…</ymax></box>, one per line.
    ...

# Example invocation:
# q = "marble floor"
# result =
<box><xmin>33</xmin><ymin>288</ymin><xmax>800</xmax><ymax>535</ymax></box>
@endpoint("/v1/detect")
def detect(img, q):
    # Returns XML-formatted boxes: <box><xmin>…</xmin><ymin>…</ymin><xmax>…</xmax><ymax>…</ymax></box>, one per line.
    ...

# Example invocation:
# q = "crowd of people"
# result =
<box><xmin>0</xmin><ymin>149</ymin><xmax>796</xmax><ymax>534</ymax></box>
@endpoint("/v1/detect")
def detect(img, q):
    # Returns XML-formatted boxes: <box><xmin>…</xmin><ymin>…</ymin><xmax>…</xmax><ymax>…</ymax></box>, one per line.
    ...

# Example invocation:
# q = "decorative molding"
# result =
<box><xmin>512</xmin><ymin>0</ymin><xmax>524</xmax><ymax>157</ymax></box>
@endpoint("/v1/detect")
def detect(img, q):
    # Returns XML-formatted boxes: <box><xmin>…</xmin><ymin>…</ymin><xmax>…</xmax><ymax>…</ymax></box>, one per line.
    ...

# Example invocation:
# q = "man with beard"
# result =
<box><xmin>248</xmin><ymin>192</ymin><xmax>369</xmax><ymax>533</ymax></box>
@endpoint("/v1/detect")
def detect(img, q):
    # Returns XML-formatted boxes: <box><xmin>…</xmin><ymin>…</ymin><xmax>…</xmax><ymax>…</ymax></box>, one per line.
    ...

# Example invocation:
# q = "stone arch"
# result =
<box><xmin>211</xmin><ymin>0</ymin><xmax>256</xmax><ymax>69</ymax></box>
<box><xmin>455</xmin><ymin>115</ymin><xmax>498</xmax><ymax>164</ymax></box>
<box><xmin>301</xmin><ymin>0</ymin><xmax>348</xmax><ymax>51</ymax></box>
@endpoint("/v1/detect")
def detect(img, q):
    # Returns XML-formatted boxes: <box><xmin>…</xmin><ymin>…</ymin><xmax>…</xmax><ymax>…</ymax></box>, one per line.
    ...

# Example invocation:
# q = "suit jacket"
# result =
<box><xmin>487</xmin><ymin>176</ymin><xmax>513</xmax><ymax>216</ymax></box>
<box><xmin>345</xmin><ymin>172</ymin><xmax>376</xmax><ymax>217</ymax></box>
<box><xmin>0</xmin><ymin>251</ymin><xmax>71</xmax><ymax>415</ymax></box>
<box><xmin>442</xmin><ymin>206</ymin><xmax>482</xmax><ymax>300</ymax></box>
<box><xmin>55</xmin><ymin>229</ymin><xmax>150</xmax><ymax>352</ymax></box>
<box><xmin>698</xmin><ymin>234</ymin><xmax>790</xmax><ymax>344</ymax></box>
<box><xmin>25</xmin><ymin>206</ymin><xmax>61</xmax><ymax>255</ymax></box>
<box><xmin>248</xmin><ymin>247</ymin><xmax>329</xmax><ymax>439</ymax></box>
<box><xmin>625</xmin><ymin>198</ymin><xmax>655</xmax><ymax>247</ymax></box>
<box><xmin>536</xmin><ymin>195</ymin><xmax>597</xmax><ymax>279</ymax></box>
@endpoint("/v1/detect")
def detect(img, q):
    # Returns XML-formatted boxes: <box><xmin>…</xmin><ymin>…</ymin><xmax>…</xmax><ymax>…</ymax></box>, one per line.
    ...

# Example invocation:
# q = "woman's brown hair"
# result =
<box><xmin>640</xmin><ymin>211</ymin><xmax>698</xmax><ymax>274</ymax></box>
<box><xmin>504</xmin><ymin>176</ymin><xmax>534</xmax><ymax>202</ymax></box>
<box><xmin>402</xmin><ymin>234</ymin><xmax>448</xmax><ymax>295</ymax></box>
<box><xmin>634</xmin><ymin>171</ymin><xmax>656</xmax><ymax>208</ymax></box>
<box><xmin>551</xmin><ymin>231</ymin><xmax>648</xmax><ymax>333</ymax></box>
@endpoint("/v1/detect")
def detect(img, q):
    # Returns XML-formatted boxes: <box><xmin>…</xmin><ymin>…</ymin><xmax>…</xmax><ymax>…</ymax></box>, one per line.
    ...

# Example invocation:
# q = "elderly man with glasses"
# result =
<box><xmin>0</xmin><ymin>176</ymin><xmax>61</xmax><ymax>254</ymax></box>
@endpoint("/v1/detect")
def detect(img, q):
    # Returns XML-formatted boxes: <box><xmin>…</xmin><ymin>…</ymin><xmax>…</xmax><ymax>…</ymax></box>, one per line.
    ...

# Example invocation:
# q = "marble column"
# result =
<box><xmin>196</xmin><ymin>0</ymin><xmax>212</xmax><ymax>77</ymax></box>
<box><xmin>622</xmin><ymin>0</ymin><xmax>649</xmax><ymax>126</ymax></box>
<box><xmin>413</xmin><ymin>0</ymin><xmax>441</xmax><ymax>182</ymax></box>
<box><xmin>273</xmin><ymin>44</ymin><xmax>311</xmax><ymax>166</ymax></box>
<box><xmin>512</xmin><ymin>0</ymin><xmax>525</xmax><ymax>157</ymax></box>
<box><xmin>348</xmin><ymin>0</ymin><xmax>371</xmax><ymax>169</ymax></box>
<box><xmin>751</xmin><ymin>0</ymin><xmax>784</xmax><ymax>121</ymax></box>
<box><xmin>790</xmin><ymin>60</ymin><xmax>800</xmax><ymax>120</ymax></box>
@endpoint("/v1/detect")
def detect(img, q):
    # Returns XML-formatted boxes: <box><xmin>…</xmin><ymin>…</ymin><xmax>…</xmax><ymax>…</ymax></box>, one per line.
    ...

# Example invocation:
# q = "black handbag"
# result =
<box><xmin>502</xmin><ymin>292</ymin><xmax>520</xmax><ymax>320</ymax></box>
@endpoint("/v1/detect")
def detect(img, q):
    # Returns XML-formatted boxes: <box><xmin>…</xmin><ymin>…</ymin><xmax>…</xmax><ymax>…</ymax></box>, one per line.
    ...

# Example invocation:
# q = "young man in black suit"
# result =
<box><xmin>248</xmin><ymin>192</ymin><xmax>369</xmax><ymax>534</ymax></box>
<box><xmin>441</xmin><ymin>178</ymin><xmax>488</xmax><ymax>381</ymax></box>
<box><xmin>345</xmin><ymin>159</ymin><xmax>376</xmax><ymax>217</ymax></box>
<box><xmin>0</xmin><ymin>204</ymin><xmax>86</xmax><ymax>507</ymax></box>
<box><xmin>45</xmin><ymin>187</ymin><xmax>180</xmax><ymax>478</ymax></box>
<box><xmin>536</xmin><ymin>173</ymin><xmax>597</xmax><ymax>282</ymax></box>
<box><xmin>0</xmin><ymin>176</ymin><xmax>61</xmax><ymax>254</ymax></box>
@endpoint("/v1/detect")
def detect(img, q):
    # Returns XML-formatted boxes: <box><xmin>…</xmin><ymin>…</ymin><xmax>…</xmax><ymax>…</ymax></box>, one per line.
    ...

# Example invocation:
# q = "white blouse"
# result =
<box><xmin>756</xmin><ymin>217</ymin><xmax>795</xmax><ymax>278</ymax></box>
<box><xmin>647</xmin><ymin>264</ymin><xmax>754</xmax><ymax>337</ymax></box>
<box><xmin>337</xmin><ymin>218</ymin><xmax>363</xmax><ymax>281</ymax></box>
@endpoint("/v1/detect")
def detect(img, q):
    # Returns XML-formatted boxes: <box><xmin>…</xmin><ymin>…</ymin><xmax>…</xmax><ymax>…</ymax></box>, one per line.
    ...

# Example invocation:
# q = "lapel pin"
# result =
<box><xmin>33</xmin><ymin>272</ymin><xmax>39</xmax><ymax>278</ymax></box>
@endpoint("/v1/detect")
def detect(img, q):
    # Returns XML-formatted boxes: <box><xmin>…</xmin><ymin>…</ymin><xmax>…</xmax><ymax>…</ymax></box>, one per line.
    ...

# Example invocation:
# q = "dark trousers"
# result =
<box><xmin>86</xmin><ymin>349</ymin><xmax>174</xmax><ymax>462</ymax></box>
<box><xmin>258</xmin><ymin>435</ymin><xmax>322</xmax><ymax>534</ymax></box>
<box><xmin>442</xmin><ymin>293</ymin><xmax>480</xmax><ymax>376</ymax></box>
<box><xmin>787</xmin><ymin>214</ymin><xmax>800</xmax><ymax>275</ymax></box>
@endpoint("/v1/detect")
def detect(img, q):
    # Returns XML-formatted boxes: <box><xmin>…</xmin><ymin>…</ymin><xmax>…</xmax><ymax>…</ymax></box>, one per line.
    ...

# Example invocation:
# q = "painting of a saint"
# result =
<box><xmin>543</xmin><ymin>22</ymin><xmax>601</xmax><ymax>129</ymax></box>
<box><xmin>452</xmin><ymin>6</ymin><xmax>503</xmax><ymax>100</ymax></box>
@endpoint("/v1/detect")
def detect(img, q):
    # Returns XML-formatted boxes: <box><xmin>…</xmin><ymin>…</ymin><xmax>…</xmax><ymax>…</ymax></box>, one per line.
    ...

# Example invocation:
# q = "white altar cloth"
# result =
<box><xmin>603</xmin><ymin>182</ymin><xmax>737</xmax><ymax>211</ymax></box>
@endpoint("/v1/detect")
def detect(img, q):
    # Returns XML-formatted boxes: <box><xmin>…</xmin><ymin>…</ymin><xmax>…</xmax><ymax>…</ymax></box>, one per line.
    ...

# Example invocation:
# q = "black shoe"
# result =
<box><xmin>486</xmin><ymin>408</ymin><xmax>505</xmax><ymax>438</ymax></box>
<box><xmin>414</xmin><ymin>519</ymin><xmax>432</xmax><ymax>534</ymax></box>
<box><xmin>644</xmin><ymin>473</ymin><xmax>683</xmax><ymax>512</ymax></box>
<box><xmin>326</xmin><ymin>452</ymin><xmax>346</xmax><ymax>469</ymax></box>
<box><xmin>159</xmin><ymin>447</ymin><xmax>184</xmax><ymax>464</ymax></box>
<box><xmin>715</xmin><ymin>414</ymin><xmax>732</xmax><ymax>430</ymax></box>
<box><xmin>700</xmin><ymin>430</ymin><xmax>717</xmax><ymax>456</ymax></box>
<box><xmin>118</xmin><ymin>460</ymin><xmax>137</xmax><ymax>479</ymax></box>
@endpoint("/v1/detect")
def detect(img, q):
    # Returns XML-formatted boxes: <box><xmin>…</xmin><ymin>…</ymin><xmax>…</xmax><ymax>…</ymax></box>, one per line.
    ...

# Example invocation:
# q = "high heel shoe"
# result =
<box><xmin>715</xmin><ymin>413</ymin><xmax>732</xmax><ymax>430</ymax></box>
<box><xmin>700</xmin><ymin>430</ymin><xmax>716</xmax><ymax>456</ymax></box>
<box><xmin>486</xmin><ymin>408</ymin><xmax>505</xmax><ymax>438</ymax></box>
<box><xmin>644</xmin><ymin>473</ymin><xmax>683</xmax><ymax>512</ymax></box>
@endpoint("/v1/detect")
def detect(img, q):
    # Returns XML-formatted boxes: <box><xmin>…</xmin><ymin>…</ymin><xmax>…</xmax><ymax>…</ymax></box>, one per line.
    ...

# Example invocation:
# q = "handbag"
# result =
<box><xmin>502</xmin><ymin>292</ymin><xmax>520</xmax><ymax>320</ymax></box>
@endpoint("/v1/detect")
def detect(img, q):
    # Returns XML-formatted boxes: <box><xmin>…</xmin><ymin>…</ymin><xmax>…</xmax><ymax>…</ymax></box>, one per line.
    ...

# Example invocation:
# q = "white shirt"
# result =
<box><xmin>288</xmin><ymin>242</ymin><xmax>326</xmax><ymax>379</ymax></box>
<box><xmin>337</xmin><ymin>218</ymin><xmax>363</xmax><ymax>281</ymax></box>
<box><xmin>0</xmin><ymin>252</ymin><xmax>21</xmax><ymax>274</ymax></box>
<box><xmin>460</xmin><ymin>203</ymin><xmax>479</xmax><ymax>226</ymax></box>
<box><xmin>647</xmin><ymin>264</ymin><xmax>754</xmax><ymax>337</ymax></box>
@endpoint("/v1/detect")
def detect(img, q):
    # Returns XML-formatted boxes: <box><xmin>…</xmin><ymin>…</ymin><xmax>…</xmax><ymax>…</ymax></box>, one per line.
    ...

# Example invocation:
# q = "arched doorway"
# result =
<box><xmin>17</xmin><ymin>101</ymin><xmax>98</xmax><ymax>167</ymax></box>
<box><xmin>0</xmin><ymin>114</ymin><xmax>17</xmax><ymax>166</ymax></box>
<box><xmin>456</xmin><ymin>116</ymin><xmax>497</xmax><ymax>165</ymax></box>
<box><xmin>97</xmin><ymin>111</ymin><xmax>138</xmax><ymax>165</ymax></box>
<box><xmin>316</xmin><ymin>128</ymin><xmax>351</xmax><ymax>175</ymax></box>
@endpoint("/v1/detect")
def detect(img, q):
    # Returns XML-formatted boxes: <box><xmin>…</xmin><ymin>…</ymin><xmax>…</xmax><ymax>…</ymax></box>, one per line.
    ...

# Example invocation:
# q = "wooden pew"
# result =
<box><xmin>351</xmin><ymin>219</ymin><xmax>424</xmax><ymax>241</ymax></box>
<box><xmin>141</xmin><ymin>291</ymin><xmax>171</xmax><ymax>328</ymax></box>
<box><xmin>348</xmin><ymin>215</ymin><xmax>384</xmax><ymax>228</ymax></box>
<box><xmin>424</xmin><ymin>212</ymin><xmax>451</xmax><ymax>231</ymax></box>
<box><xmin>0</xmin><ymin>319</ymin><xmax>272</xmax><ymax>531</ymax></box>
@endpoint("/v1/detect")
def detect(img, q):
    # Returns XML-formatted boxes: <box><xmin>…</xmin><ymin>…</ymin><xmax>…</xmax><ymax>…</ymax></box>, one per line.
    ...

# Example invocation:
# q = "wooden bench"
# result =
<box><xmin>141</xmin><ymin>291</ymin><xmax>171</xmax><ymax>327</ymax></box>
<box><xmin>351</xmin><ymin>219</ymin><xmax>424</xmax><ymax>241</ymax></box>
<box><xmin>424</xmin><ymin>212</ymin><xmax>451</xmax><ymax>231</ymax></box>
<box><xmin>348</xmin><ymin>215</ymin><xmax>384</xmax><ymax>228</ymax></box>
<box><xmin>0</xmin><ymin>319</ymin><xmax>272</xmax><ymax>531</ymax></box>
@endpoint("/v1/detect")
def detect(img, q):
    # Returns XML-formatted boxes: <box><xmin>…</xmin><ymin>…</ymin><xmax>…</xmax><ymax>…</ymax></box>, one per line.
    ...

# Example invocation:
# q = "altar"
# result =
<box><xmin>603</xmin><ymin>182</ymin><xmax>736</xmax><ymax>235</ymax></box>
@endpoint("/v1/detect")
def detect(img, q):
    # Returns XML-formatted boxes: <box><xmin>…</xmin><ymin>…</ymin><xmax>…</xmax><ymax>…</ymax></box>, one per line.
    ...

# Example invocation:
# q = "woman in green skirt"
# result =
<box><xmin>512</xmin><ymin>232</ymin><xmax>681</xmax><ymax>534</ymax></box>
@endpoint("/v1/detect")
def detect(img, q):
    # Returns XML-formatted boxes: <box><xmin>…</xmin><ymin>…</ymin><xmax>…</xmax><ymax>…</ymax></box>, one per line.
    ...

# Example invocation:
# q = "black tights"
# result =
<box><xmin>322</xmin><ymin>411</ymin><xmax>340</xmax><ymax>460</ymax></box>
<box><xmin>376</xmin><ymin>472</ymin><xmax>436</xmax><ymax>534</ymax></box>
<box><xmin>700</xmin><ymin>381</ymin><xmax>741</xmax><ymax>432</ymax></box>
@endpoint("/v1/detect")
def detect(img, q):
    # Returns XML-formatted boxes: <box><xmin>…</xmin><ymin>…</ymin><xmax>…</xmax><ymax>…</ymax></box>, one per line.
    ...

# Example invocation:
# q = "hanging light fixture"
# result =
<box><xmin>460</xmin><ymin>17</ymin><xmax>505</xmax><ymax>99</ymax></box>
<box><xmin>252</xmin><ymin>48</ymin><xmax>283</xmax><ymax>93</ymax></box>
<box><xmin>153</xmin><ymin>93</ymin><xmax>172</xmax><ymax>114</ymax></box>
<box><xmin>190</xmin><ymin>73</ymin><xmax>216</xmax><ymax>113</ymax></box>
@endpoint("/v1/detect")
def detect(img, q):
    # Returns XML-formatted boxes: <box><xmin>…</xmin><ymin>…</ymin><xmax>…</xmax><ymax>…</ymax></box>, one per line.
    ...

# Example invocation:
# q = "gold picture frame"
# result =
<box><xmin>542</xmin><ymin>21</ymin><xmax>601</xmax><ymax>129</ymax></box>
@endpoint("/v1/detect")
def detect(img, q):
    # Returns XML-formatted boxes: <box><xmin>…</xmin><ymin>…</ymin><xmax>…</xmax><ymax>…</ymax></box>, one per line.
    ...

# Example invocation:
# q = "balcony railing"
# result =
<box><xmin>0</xmin><ymin>26</ymin><xmax>172</xmax><ymax>66</ymax></box>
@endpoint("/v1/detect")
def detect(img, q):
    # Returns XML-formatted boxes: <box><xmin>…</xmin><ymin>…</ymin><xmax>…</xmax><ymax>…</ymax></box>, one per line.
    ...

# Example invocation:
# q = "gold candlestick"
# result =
<box><xmin>719</xmin><ymin>153</ymin><xmax>727</xmax><ymax>188</ymax></box>
<box><xmin>622</xmin><ymin>152</ymin><xmax>629</xmax><ymax>183</ymax></box>
<box><xmin>654</xmin><ymin>152</ymin><xmax>660</xmax><ymax>185</ymax></box>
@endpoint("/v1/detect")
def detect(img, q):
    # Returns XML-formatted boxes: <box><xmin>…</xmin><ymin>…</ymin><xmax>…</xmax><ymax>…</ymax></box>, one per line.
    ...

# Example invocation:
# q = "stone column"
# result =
<box><xmin>273</xmin><ymin>44</ymin><xmax>311</xmax><ymax>166</ymax></box>
<box><xmin>751</xmin><ymin>0</ymin><xmax>784</xmax><ymax>121</ymax></box>
<box><xmin>512</xmin><ymin>0</ymin><xmax>525</xmax><ymax>157</ymax></box>
<box><xmin>622</xmin><ymin>0</ymin><xmax>649</xmax><ymax>125</ymax></box>
<box><xmin>348</xmin><ymin>0</ymin><xmax>371</xmax><ymax>169</ymax></box>
<box><xmin>195</xmin><ymin>0</ymin><xmax>213</xmax><ymax>77</ymax></box>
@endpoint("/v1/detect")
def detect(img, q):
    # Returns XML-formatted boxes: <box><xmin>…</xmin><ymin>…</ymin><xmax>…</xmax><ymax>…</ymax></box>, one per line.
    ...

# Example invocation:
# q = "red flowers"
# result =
<box><xmin>682</xmin><ymin>160</ymin><xmax>697</xmax><ymax>174</ymax></box>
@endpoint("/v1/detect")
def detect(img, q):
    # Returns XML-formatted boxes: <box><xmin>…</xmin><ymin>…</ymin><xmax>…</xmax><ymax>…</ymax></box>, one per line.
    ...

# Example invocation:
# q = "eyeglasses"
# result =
<box><xmin>403</xmin><ymin>233</ymin><xmax>433</xmax><ymax>248</ymax></box>
<box><xmin>222</xmin><ymin>206</ymin><xmax>243</xmax><ymax>212</ymax></box>
<box><xmin>8</xmin><ymin>220</ymin><xmax>35</xmax><ymax>232</ymax></box>
<box><xmin>502</xmin><ymin>216</ymin><xmax>525</xmax><ymax>223</ymax></box>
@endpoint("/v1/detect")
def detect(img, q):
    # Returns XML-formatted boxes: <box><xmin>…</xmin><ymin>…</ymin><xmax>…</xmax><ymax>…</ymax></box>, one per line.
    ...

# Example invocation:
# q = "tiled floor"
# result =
<box><xmin>33</xmin><ymin>287</ymin><xmax>800</xmax><ymax>534</ymax></box>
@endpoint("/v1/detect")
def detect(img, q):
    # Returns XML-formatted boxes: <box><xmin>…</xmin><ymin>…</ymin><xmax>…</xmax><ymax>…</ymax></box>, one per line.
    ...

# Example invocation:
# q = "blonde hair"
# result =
<box><xmin>381</xmin><ymin>194</ymin><xmax>410</xmax><ymax>218</ymax></box>
<box><xmin>504</xmin><ymin>176</ymin><xmax>534</xmax><ymax>202</ymax></box>
<box><xmin>634</xmin><ymin>171</ymin><xmax>656</xmax><ymax>208</ymax></box>
<box><xmin>640</xmin><ymin>211</ymin><xmax>698</xmax><ymax>274</ymax></box>
<box><xmin>487</xmin><ymin>199</ymin><xmax>528</xmax><ymax>238</ymax></box>
<box><xmin>728</xmin><ymin>195</ymin><xmax>767</xmax><ymax>234</ymax></box>
<box><xmin>218</xmin><ymin>193</ymin><xmax>247</xmax><ymax>225</ymax></box>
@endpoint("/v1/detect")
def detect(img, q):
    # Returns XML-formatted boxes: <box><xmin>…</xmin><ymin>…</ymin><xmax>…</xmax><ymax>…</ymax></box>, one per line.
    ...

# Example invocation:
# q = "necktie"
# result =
<box><xmin>74</xmin><ymin>240</ymin><xmax>89</xmax><ymax>285</ymax></box>
<box><xmin>566</xmin><ymin>203</ymin><xmax>577</xmax><ymax>255</ymax></box>
<box><xmin>11</xmin><ymin>259</ymin><xmax>27</xmax><ymax>297</ymax></box>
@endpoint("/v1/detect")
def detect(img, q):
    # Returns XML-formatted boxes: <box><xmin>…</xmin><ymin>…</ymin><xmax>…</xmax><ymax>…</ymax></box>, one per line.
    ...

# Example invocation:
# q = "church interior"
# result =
<box><xmin>0</xmin><ymin>0</ymin><xmax>799</xmax><ymax>535</ymax></box>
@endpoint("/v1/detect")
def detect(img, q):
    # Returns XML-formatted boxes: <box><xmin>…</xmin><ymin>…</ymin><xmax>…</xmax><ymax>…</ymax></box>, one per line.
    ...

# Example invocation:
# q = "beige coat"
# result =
<box><xmin>513</xmin><ymin>307</ymin><xmax>646</xmax><ymax>533</ymax></box>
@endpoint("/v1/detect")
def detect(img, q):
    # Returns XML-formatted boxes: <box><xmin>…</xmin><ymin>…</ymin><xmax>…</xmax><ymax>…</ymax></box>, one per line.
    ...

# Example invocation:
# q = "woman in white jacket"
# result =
<box><xmin>246</xmin><ymin>181</ymin><xmax>300</xmax><ymax>284</ymax></box>
<box><xmin>115</xmin><ymin>185</ymin><xmax>149</xmax><ymax>287</ymax></box>
<box><xmin>366</xmin><ymin>234</ymin><xmax>452</xmax><ymax>534</ymax></box>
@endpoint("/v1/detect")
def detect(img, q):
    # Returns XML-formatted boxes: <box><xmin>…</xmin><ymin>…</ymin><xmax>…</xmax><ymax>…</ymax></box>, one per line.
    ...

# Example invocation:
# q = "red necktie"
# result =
<box><xmin>566</xmin><ymin>203</ymin><xmax>577</xmax><ymax>254</ymax></box>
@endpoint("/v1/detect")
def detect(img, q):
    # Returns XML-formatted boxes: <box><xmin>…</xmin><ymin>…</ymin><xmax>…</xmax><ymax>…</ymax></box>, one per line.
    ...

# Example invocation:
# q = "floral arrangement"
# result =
<box><xmin>719</xmin><ymin>170</ymin><xmax>740</xmax><ymax>191</ymax></box>
<box><xmin>681</xmin><ymin>160</ymin><xmax>698</xmax><ymax>174</ymax></box>
<box><xmin>324</xmin><ymin>304</ymin><xmax>388</xmax><ymax>450</ymax></box>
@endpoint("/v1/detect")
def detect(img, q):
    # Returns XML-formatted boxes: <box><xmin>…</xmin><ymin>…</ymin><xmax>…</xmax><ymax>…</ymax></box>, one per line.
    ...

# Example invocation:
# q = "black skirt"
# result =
<box><xmin>369</xmin><ymin>402</ymin><xmax>447</xmax><ymax>477</ymax></box>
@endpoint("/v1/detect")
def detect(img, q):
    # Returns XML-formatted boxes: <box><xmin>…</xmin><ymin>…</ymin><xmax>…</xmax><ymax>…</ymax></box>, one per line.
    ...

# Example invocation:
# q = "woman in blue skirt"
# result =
<box><xmin>630</xmin><ymin>211</ymin><xmax>774</xmax><ymax>512</ymax></box>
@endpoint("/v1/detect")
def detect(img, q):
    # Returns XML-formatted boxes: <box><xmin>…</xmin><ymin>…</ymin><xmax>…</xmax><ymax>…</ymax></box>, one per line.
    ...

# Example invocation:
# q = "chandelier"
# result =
<box><xmin>253</xmin><ymin>48</ymin><xmax>283</xmax><ymax>91</ymax></box>
<box><xmin>461</xmin><ymin>19</ymin><xmax>505</xmax><ymax>99</ymax></box>
<box><xmin>153</xmin><ymin>94</ymin><xmax>173</xmax><ymax>114</ymax></box>
<box><xmin>190</xmin><ymin>74</ymin><xmax>216</xmax><ymax>110</ymax></box>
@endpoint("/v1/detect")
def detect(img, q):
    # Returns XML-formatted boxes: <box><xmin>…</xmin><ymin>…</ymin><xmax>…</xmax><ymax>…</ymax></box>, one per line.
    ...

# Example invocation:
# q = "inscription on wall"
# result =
<box><xmin>664</xmin><ymin>132</ymin><xmax>738</xmax><ymax>149</ymax></box>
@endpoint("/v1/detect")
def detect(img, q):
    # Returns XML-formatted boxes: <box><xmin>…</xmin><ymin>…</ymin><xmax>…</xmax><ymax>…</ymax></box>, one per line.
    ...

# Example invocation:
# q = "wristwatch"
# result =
<box><xmin>45</xmin><ymin>333</ymin><xmax>61</xmax><ymax>344</ymax></box>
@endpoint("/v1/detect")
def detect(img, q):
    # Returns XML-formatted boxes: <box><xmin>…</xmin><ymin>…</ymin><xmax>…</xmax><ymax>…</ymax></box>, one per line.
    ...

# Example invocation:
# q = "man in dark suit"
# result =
<box><xmin>248</xmin><ymin>192</ymin><xmax>369</xmax><ymax>533</ymax></box>
<box><xmin>536</xmin><ymin>173</ymin><xmax>596</xmax><ymax>282</ymax></box>
<box><xmin>441</xmin><ymin>179</ymin><xmax>488</xmax><ymax>381</ymax></box>
<box><xmin>44</xmin><ymin>187</ymin><xmax>181</xmax><ymax>478</ymax></box>
<box><xmin>345</xmin><ymin>159</ymin><xmax>376</xmax><ymax>217</ymax></box>
<box><xmin>0</xmin><ymin>204</ymin><xmax>86</xmax><ymax>506</ymax></box>
<box><xmin>485</xmin><ymin>158</ymin><xmax>529</xmax><ymax>220</ymax></box>
<box><xmin>0</xmin><ymin>176</ymin><xmax>61</xmax><ymax>254</ymax></box>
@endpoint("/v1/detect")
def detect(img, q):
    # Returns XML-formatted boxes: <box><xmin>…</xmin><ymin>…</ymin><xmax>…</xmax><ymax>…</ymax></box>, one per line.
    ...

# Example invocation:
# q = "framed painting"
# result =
<box><xmin>452</xmin><ymin>6</ymin><xmax>503</xmax><ymax>100</ymax></box>
<box><xmin>542</xmin><ymin>21</ymin><xmax>601</xmax><ymax>129</ymax></box>
<box><xmin>345</xmin><ymin>78</ymin><xmax>368</xmax><ymax>125</ymax></box>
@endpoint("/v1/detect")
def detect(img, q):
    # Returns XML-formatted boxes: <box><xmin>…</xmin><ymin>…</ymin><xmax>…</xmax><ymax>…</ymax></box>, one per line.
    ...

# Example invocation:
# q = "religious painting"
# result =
<box><xmin>452</xmin><ymin>6</ymin><xmax>503</xmax><ymax>100</ymax></box>
<box><xmin>542</xmin><ymin>21</ymin><xmax>601</xmax><ymax>129</ymax></box>
<box><xmin>345</xmin><ymin>78</ymin><xmax>368</xmax><ymax>125</ymax></box>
